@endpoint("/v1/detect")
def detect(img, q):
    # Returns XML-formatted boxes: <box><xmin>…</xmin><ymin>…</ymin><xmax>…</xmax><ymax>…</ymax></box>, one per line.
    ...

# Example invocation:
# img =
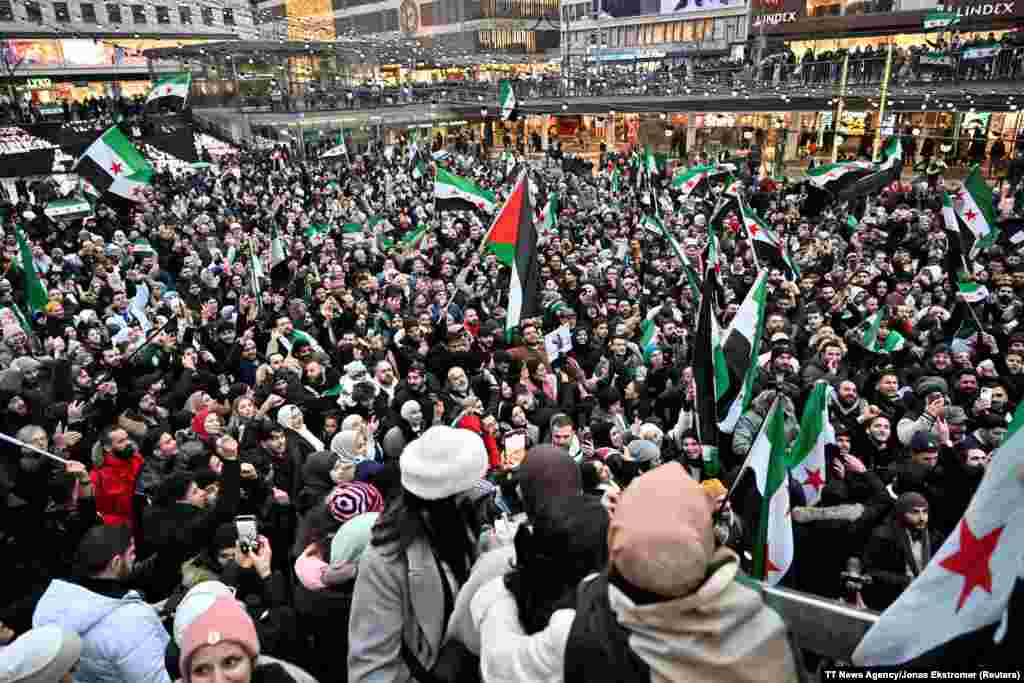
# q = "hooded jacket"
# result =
<box><xmin>91</xmin><ymin>449</ymin><xmax>145</xmax><ymax>528</ymax></box>
<box><xmin>32</xmin><ymin>578</ymin><xmax>171</xmax><ymax>683</ymax></box>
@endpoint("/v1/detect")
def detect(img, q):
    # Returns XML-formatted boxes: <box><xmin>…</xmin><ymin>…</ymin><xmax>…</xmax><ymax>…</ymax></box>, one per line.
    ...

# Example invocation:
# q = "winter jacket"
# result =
<box><xmin>348</xmin><ymin>537</ymin><xmax>455</xmax><ymax>683</ymax></box>
<box><xmin>471</xmin><ymin>553</ymin><xmax>800</xmax><ymax>683</ymax></box>
<box><xmin>33</xmin><ymin>578</ymin><xmax>171</xmax><ymax>683</ymax></box>
<box><xmin>91</xmin><ymin>450</ymin><xmax>145</xmax><ymax>528</ymax></box>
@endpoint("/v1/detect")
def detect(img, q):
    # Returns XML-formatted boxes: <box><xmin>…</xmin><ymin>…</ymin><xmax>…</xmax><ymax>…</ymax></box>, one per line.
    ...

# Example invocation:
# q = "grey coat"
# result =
<box><xmin>348</xmin><ymin>536</ymin><xmax>452</xmax><ymax>683</ymax></box>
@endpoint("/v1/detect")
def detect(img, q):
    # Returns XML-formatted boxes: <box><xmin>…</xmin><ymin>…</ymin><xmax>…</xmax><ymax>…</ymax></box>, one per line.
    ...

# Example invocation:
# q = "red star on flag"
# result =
<box><xmin>684</xmin><ymin>180</ymin><xmax>696</xmax><ymax>191</ymax></box>
<box><xmin>110</xmin><ymin>161</ymin><xmax>123</xmax><ymax>175</ymax></box>
<box><xmin>164</xmin><ymin>85</ymin><xmax>173</xmax><ymax>94</ymax></box>
<box><xmin>764</xmin><ymin>545</ymin><xmax>781</xmax><ymax>574</ymax></box>
<box><xmin>964</xmin><ymin>209</ymin><xmax>978</xmax><ymax>223</ymax></box>
<box><xmin>957</xmin><ymin>190</ymin><xmax>968</xmax><ymax>203</ymax></box>
<box><xmin>939</xmin><ymin>520</ymin><xmax>1004</xmax><ymax>612</ymax></box>
<box><xmin>825</xmin><ymin>171</ymin><xmax>840</xmax><ymax>180</ymax></box>
<box><xmin>746</xmin><ymin>220</ymin><xmax>759</xmax><ymax>236</ymax></box>
<box><xmin>802</xmin><ymin>467</ymin><xmax>824</xmax><ymax>493</ymax></box>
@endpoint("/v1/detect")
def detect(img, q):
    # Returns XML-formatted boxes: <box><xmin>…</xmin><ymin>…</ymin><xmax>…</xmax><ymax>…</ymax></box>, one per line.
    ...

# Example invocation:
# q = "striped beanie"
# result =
<box><xmin>326</xmin><ymin>481</ymin><xmax>384</xmax><ymax>524</ymax></box>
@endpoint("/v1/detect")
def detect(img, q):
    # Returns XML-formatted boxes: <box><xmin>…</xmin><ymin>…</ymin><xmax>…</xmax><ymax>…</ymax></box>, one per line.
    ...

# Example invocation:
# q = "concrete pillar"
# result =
<box><xmin>541</xmin><ymin>115</ymin><xmax>550</xmax><ymax>151</ymax></box>
<box><xmin>686</xmin><ymin>112</ymin><xmax>698</xmax><ymax>162</ymax></box>
<box><xmin>606</xmin><ymin>111</ymin><xmax>615</xmax><ymax>151</ymax></box>
<box><xmin>786</xmin><ymin>129</ymin><xmax>800</xmax><ymax>163</ymax></box>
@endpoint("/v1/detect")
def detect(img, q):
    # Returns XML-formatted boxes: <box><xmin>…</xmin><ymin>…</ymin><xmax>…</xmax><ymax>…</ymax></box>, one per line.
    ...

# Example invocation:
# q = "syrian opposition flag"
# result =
<box><xmin>499</xmin><ymin>80</ymin><xmax>518</xmax><ymax>121</ymax></box>
<box><xmin>954</xmin><ymin>166</ymin><xmax>1000</xmax><ymax>258</ymax></box>
<box><xmin>322</xmin><ymin>132</ymin><xmax>349</xmax><ymax>159</ymax></box>
<box><xmin>787</xmin><ymin>382</ymin><xmax>834</xmax><ymax>507</ymax></box>
<box><xmin>643</xmin><ymin>145</ymin><xmax>658</xmax><ymax>180</ymax></box>
<box><xmin>486</xmin><ymin>173</ymin><xmax>538</xmax><ymax>333</ymax></box>
<box><xmin>44</xmin><ymin>198</ymin><xmax>93</xmax><ymax>221</ymax></box>
<box><xmin>740</xmin><ymin>200</ymin><xmax>800</xmax><ymax>277</ymax></box>
<box><xmin>74</xmin><ymin>126</ymin><xmax>153</xmax><ymax>203</ymax></box>
<box><xmin>747</xmin><ymin>397</ymin><xmax>794</xmax><ymax>586</ymax></box>
<box><xmin>692</xmin><ymin>267</ymin><xmax>725</xmax><ymax>477</ymax></box>
<box><xmin>435</xmin><ymin>167</ymin><xmax>496</xmax><ymax>213</ymax></box>
<box><xmin>642</xmin><ymin>214</ymin><xmax>700</xmax><ymax>299</ymax></box>
<box><xmin>877</xmin><ymin>137</ymin><xmax>903</xmax><ymax>173</ymax></box>
<box><xmin>146</xmin><ymin>72</ymin><xmax>191</xmax><ymax>105</ymax></box>
<box><xmin>719</xmin><ymin>270</ymin><xmax>770</xmax><ymax>433</ymax></box>
<box><xmin>854</xmin><ymin>422</ymin><xmax>1024</xmax><ymax>669</ymax></box>
<box><xmin>862</xmin><ymin>305</ymin><xmax>905</xmax><ymax>353</ymax></box>
<box><xmin>958</xmin><ymin>281</ymin><xmax>990</xmax><ymax>304</ymax></box>
<box><xmin>806</xmin><ymin>160</ymin><xmax>874</xmax><ymax>188</ymax></box>
<box><xmin>411</xmin><ymin>159</ymin><xmax>427</xmax><ymax>180</ymax></box>
<box><xmin>610</xmin><ymin>167</ymin><xmax>621</xmax><ymax>194</ymax></box>
<box><xmin>14</xmin><ymin>225</ymin><xmax>47</xmax><ymax>316</ymax></box>
<box><xmin>672</xmin><ymin>164</ymin><xmax>714</xmax><ymax>196</ymax></box>
<box><xmin>268</xmin><ymin>223</ymin><xmax>289</xmax><ymax>286</ymax></box>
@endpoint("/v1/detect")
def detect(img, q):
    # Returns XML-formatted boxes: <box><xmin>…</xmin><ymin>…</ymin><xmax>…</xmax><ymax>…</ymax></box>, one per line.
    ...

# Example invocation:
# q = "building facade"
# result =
<box><xmin>253</xmin><ymin>0</ymin><xmax>560</xmax><ymax>54</ymax></box>
<box><xmin>0</xmin><ymin>0</ymin><xmax>257</xmax><ymax>104</ymax></box>
<box><xmin>560</xmin><ymin>0</ymin><xmax>750</xmax><ymax>74</ymax></box>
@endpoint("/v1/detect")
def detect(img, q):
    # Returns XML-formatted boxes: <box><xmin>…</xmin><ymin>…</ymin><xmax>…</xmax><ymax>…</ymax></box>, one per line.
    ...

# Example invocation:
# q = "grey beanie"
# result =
<box><xmin>626</xmin><ymin>439</ymin><xmax>660</xmax><ymax>464</ymax></box>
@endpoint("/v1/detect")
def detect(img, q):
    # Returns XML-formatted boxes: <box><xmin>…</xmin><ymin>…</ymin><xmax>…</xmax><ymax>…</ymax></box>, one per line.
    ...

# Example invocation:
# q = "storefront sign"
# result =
<box><xmin>752</xmin><ymin>11</ymin><xmax>797</xmax><ymax>26</ymax></box>
<box><xmin>25</xmin><ymin>78</ymin><xmax>51</xmax><ymax>89</ymax></box>
<box><xmin>956</xmin><ymin>1</ymin><xmax>1016</xmax><ymax>18</ymax></box>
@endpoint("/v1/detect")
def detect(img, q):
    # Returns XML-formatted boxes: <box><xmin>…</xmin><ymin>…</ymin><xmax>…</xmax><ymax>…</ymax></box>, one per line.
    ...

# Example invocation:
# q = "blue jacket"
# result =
<box><xmin>33</xmin><ymin>578</ymin><xmax>170</xmax><ymax>683</ymax></box>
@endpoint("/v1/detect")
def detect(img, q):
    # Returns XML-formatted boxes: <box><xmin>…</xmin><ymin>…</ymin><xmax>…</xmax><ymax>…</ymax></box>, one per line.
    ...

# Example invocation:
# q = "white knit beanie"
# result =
<box><xmin>399</xmin><ymin>426</ymin><xmax>487</xmax><ymax>501</ymax></box>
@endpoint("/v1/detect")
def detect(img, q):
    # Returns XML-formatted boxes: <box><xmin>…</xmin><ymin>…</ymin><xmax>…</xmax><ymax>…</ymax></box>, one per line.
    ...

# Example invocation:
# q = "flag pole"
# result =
<box><xmin>0</xmin><ymin>431</ymin><xmax>68</xmax><ymax>465</ymax></box>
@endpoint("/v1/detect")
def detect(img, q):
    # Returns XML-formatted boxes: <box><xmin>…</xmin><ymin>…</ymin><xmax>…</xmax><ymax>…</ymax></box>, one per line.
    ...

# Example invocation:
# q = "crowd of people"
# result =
<box><xmin>0</xmin><ymin>122</ymin><xmax>1021</xmax><ymax>683</ymax></box>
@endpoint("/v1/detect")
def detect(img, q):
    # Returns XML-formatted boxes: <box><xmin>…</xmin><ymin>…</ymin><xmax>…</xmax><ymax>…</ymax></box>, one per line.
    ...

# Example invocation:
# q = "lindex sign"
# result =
<box><xmin>955</xmin><ymin>0</ymin><xmax>1017</xmax><ymax>17</ymax></box>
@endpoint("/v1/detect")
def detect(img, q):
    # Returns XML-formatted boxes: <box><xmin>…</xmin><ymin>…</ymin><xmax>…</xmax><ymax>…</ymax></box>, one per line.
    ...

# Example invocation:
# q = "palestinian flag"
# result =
<box><xmin>435</xmin><ymin>167</ymin><xmax>496</xmax><ymax>213</ymax></box>
<box><xmin>954</xmin><ymin>166</ymin><xmax>999</xmax><ymax>258</ymax></box>
<box><xmin>853</xmin><ymin>422</ymin><xmax>1024</xmax><ymax>669</ymax></box>
<box><xmin>788</xmin><ymin>381</ymin><xmax>834</xmax><ymax>507</ymax></box>
<box><xmin>862</xmin><ymin>306</ymin><xmax>905</xmax><ymax>354</ymax></box>
<box><xmin>537</xmin><ymin>192</ymin><xmax>558</xmax><ymax>235</ymax></box>
<box><xmin>44</xmin><ymin>198</ymin><xmax>93</xmax><ymax>221</ymax></box>
<box><xmin>146</xmin><ymin>72</ymin><xmax>191</xmax><ymax>105</ymax></box>
<box><xmin>74</xmin><ymin>126</ymin><xmax>153</xmax><ymax>203</ymax></box>
<box><xmin>487</xmin><ymin>173</ymin><xmax>538</xmax><ymax>333</ymax></box>
<box><xmin>499</xmin><ymin>80</ymin><xmax>517</xmax><ymax>121</ymax></box>
<box><xmin>747</xmin><ymin>397</ymin><xmax>794</xmax><ymax>586</ymax></box>
<box><xmin>672</xmin><ymin>164</ymin><xmax>714</xmax><ymax>196</ymax></box>
<box><xmin>692</xmin><ymin>267</ymin><xmax>724</xmax><ymax>477</ymax></box>
<box><xmin>806</xmin><ymin>160</ymin><xmax>874</xmax><ymax>188</ymax></box>
<box><xmin>14</xmin><ymin>225</ymin><xmax>47</xmax><ymax>316</ymax></box>
<box><xmin>719</xmin><ymin>270</ymin><xmax>770</xmax><ymax>433</ymax></box>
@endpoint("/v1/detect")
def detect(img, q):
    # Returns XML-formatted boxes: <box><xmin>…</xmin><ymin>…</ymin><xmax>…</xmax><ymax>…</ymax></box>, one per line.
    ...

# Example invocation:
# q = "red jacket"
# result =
<box><xmin>91</xmin><ymin>450</ymin><xmax>144</xmax><ymax>528</ymax></box>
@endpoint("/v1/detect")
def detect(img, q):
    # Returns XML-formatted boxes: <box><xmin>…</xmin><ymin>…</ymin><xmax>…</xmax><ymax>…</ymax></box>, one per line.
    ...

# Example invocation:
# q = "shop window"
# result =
<box><xmin>155</xmin><ymin>4</ymin><xmax>168</xmax><ymax>22</ymax></box>
<box><xmin>105</xmin><ymin>2</ymin><xmax>120</xmax><ymax>22</ymax></box>
<box><xmin>223</xmin><ymin>7</ymin><xmax>234</xmax><ymax>24</ymax></box>
<box><xmin>681</xmin><ymin>20</ymin><xmax>694</xmax><ymax>42</ymax></box>
<box><xmin>382</xmin><ymin>8</ymin><xmax>397</xmax><ymax>30</ymax></box>
<box><xmin>54</xmin><ymin>1</ymin><xmax>70</xmax><ymax>21</ymax></box>
<box><xmin>25</xmin><ymin>0</ymin><xmax>42</xmax><ymax>22</ymax></box>
<box><xmin>202</xmin><ymin>5</ymin><xmax>214</xmax><ymax>24</ymax></box>
<box><xmin>80</xmin><ymin>2</ymin><xmax>96</xmax><ymax>21</ymax></box>
<box><xmin>0</xmin><ymin>0</ymin><xmax>11</xmax><ymax>20</ymax></box>
<box><xmin>421</xmin><ymin>2</ymin><xmax>434</xmax><ymax>25</ymax></box>
<box><xmin>179</xmin><ymin>5</ymin><xmax>191</xmax><ymax>23</ymax></box>
<box><xmin>131</xmin><ymin>3</ymin><xmax>145</xmax><ymax>22</ymax></box>
<box><xmin>653</xmin><ymin>22</ymin><xmax>665</xmax><ymax>43</ymax></box>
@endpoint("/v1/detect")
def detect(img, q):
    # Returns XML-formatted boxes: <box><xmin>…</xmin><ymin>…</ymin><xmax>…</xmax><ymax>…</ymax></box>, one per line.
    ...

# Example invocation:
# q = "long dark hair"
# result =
<box><xmin>372</xmin><ymin>489</ymin><xmax>477</xmax><ymax>585</ymax></box>
<box><xmin>504</xmin><ymin>496</ymin><xmax>609</xmax><ymax>634</ymax></box>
